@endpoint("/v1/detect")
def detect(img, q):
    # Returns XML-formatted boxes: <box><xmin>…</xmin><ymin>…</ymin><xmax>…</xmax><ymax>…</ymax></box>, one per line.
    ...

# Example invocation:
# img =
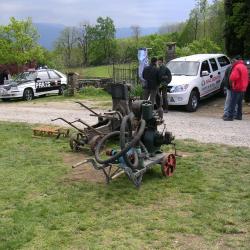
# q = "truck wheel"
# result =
<box><xmin>186</xmin><ymin>90</ymin><xmax>199</xmax><ymax>112</ymax></box>
<box><xmin>23</xmin><ymin>88</ymin><xmax>34</xmax><ymax>101</ymax></box>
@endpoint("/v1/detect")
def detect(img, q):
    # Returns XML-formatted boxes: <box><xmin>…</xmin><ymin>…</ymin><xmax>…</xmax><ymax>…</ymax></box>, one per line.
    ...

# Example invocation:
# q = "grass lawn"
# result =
<box><xmin>0</xmin><ymin>87</ymin><xmax>112</xmax><ymax>108</ymax></box>
<box><xmin>0</xmin><ymin>122</ymin><xmax>249</xmax><ymax>249</ymax></box>
<box><xmin>66</xmin><ymin>65</ymin><xmax>114</xmax><ymax>78</ymax></box>
<box><xmin>66</xmin><ymin>63</ymin><xmax>138</xmax><ymax>78</ymax></box>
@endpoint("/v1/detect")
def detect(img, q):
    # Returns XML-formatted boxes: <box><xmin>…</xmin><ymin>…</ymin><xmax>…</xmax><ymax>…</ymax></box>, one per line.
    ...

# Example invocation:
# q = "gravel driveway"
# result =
<box><xmin>0</xmin><ymin>99</ymin><xmax>250</xmax><ymax>148</ymax></box>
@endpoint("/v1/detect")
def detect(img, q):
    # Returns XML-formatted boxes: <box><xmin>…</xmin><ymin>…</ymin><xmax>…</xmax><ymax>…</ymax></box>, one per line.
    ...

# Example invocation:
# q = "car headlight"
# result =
<box><xmin>10</xmin><ymin>84</ymin><xmax>19</xmax><ymax>91</ymax></box>
<box><xmin>170</xmin><ymin>84</ymin><xmax>189</xmax><ymax>93</ymax></box>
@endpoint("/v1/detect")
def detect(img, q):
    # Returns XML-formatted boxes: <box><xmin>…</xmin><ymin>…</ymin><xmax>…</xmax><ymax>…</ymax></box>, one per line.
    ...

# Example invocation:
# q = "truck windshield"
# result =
<box><xmin>167</xmin><ymin>61</ymin><xmax>200</xmax><ymax>76</ymax></box>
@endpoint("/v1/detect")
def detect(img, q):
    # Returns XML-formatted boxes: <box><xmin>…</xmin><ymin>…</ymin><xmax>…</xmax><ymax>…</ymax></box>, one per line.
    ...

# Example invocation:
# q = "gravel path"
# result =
<box><xmin>0</xmin><ymin>100</ymin><xmax>250</xmax><ymax>148</ymax></box>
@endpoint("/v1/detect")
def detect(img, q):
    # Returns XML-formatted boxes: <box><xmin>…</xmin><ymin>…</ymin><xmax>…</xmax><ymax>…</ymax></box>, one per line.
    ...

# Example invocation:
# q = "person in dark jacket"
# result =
<box><xmin>158</xmin><ymin>57</ymin><xmax>172</xmax><ymax>113</ymax></box>
<box><xmin>222</xmin><ymin>63</ymin><xmax>233</xmax><ymax>118</ymax></box>
<box><xmin>0</xmin><ymin>69</ymin><xmax>9</xmax><ymax>85</ymax></box>
<box><xmin>224</xmin><ymin>57</ymin><xmax>249</xmax><ymax>121</ymax></box>
<box><xmin>142</xmin><ymin>57</ymin><xmax>160</xmax><ymax>106</ymax></box>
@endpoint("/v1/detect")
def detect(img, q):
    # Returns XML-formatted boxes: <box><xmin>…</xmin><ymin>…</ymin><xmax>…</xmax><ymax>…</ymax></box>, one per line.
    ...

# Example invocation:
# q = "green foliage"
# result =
<box><xmin>78</xmin><ymin>86</ymin><xmax>110</xmax><ymax>98</ymax></box>
<box><xmin>130</xmin><ymin>83</ymin><xmax>143</xmax><ymax>98</ymax></box>
<box><xmin>0</xmin><ymin>17</ymin><xmax>45</xmax><ymax>65</ymax></box>
<box><xmin>225</xmin><ymin>0</ymin><xmax>250</xmax><ymax>57</ymax></box>
<box><xmin>176</xmin><ymin>39</ymin><xmax>222</xmax><ymax>57</ymax></box>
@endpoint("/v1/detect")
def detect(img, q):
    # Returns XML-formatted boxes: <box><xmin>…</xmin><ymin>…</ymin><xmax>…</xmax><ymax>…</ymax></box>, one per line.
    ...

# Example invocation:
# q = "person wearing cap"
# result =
<box><xmin>142</xmin><ymin>57</ymin><xmax>160</xmax><ymax>106</ymax></box>
<box><xmin>158</xmin><ymin>56</ymin><xmax>172</xmax><ymax>113</ymax></box>
<box><xmin>223</xmin><ymin>56</ymin><xmax>249</xmax><ymax>121</ymax></box>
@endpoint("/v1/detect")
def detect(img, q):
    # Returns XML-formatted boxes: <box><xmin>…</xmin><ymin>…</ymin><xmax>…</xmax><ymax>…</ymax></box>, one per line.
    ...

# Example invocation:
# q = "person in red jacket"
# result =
<box><xmin>223</xmin><ymin>56</ymin><xmax>249</xmax><ymax>121</ymax></box>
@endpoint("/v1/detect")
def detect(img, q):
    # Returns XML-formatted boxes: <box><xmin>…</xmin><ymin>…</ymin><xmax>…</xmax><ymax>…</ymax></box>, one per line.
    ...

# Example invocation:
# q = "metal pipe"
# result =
<box><xmin>75</xmin><ymin>101</ymin><xmax>100</xmax><ymax>117</ymax></box>
<box><xmin>51</xmin><ymin>118</ymin><xmax>84</xmax><ymax>132</ymax></box>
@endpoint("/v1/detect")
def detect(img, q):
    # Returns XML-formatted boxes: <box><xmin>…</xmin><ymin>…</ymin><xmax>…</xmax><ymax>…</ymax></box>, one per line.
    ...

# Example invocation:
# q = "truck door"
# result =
<box><xmin>200</xmin><ymin>60</ymin><xmax>212</xmax><ymax>97</ymax></box>
<box><xmin>208</xmin><ymin>58</ymin><xmax>221</xmax><ymax>92</ymax></box>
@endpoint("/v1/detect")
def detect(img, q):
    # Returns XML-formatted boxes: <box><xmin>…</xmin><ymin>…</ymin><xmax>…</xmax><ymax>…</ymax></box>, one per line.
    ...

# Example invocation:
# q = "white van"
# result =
<box><xmin>166</xmin><ymin>54</ymin><xmax>231</xmax><ymax>111</ymax></box>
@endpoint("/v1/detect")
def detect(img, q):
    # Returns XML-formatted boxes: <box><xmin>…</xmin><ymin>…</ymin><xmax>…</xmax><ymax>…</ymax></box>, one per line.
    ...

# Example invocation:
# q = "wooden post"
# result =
<box><xmin>166</xmin><ymin>42</ymin><xmax>177</xmax><ymax>63</ymax></box>
<box><xmin>67</xmin><ymin>72</ymin><xmax>78</xmax><ymax>96</ymax></box>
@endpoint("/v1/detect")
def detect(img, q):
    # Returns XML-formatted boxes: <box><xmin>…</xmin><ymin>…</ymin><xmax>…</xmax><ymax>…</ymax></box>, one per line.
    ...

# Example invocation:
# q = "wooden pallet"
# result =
<box><xmin>33</xmin><ymin>126</ymin><xmax>70</xmax><ymax>138</ymax></box>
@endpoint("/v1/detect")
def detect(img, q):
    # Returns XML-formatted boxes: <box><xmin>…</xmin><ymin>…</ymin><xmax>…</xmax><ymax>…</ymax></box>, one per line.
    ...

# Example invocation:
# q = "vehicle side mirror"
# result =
<box><xmin>201</xmin><ymin>71</ymin><xmax>209</xmax><ymax>76</ymax></box>
<box><xmin>35</xmin><ymin>77</ymin><xmax>41</xmax><ymax>82</ymax></box>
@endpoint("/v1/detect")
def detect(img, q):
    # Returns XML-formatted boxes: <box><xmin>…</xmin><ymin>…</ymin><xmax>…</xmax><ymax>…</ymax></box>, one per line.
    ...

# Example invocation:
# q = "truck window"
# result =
<box><xmin>200</xmin><ymin>60</ymin><xmax>211</xmax><ymax>75</ymax></box>
<box><xmin>209</xmin><ymin>58</ymin><xmax>219</xmax><ymax>71</ymax></box>
<box><xmin>217</xmin><ymin>56</ymin><xmax>230</xmax><ymax>67</ymax></box>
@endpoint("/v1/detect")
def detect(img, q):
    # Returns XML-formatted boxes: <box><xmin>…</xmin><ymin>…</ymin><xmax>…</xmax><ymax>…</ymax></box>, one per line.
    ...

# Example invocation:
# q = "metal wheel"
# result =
<box><xmin>23</xmin><ymin>88</ymin><xmax>34</xmax><ymax>101</ymax></box>
<box><xmin>161</xmin><ymin>154</ymin><xmax>176</xmax><ymax>177</ymax></box>
<box><xmin>69</xmin><ymin>133</ymin><xmax>85</xmax><ymax>151</ymax></box>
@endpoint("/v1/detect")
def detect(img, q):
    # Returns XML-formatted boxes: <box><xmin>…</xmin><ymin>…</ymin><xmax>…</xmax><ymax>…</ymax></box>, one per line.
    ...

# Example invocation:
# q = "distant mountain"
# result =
<box><xmin>34</xmin><ymin>23</ymin><xmax>159</xmax><ymax>50</ymax></box>
<box><xmin>116</xmin><ymin>27</ymin><xmax>159</xmax><ymax>39</ymax></box>
<box><xmin>34</xmin><ymin>23</ymin><xmax>65</xmax><ymax>50</ymax></box>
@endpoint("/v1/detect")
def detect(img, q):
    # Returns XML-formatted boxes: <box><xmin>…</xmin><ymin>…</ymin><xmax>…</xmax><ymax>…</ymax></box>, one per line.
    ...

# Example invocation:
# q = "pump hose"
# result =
<box><xmin>120</xmin><ymin>113</ymin><xmax>141</xmax><ymax>169</ymax></box>
<box><xmin>94</xmin><ymin>115</ymin><xmax>146</xmax><ymax>165</ymax></box>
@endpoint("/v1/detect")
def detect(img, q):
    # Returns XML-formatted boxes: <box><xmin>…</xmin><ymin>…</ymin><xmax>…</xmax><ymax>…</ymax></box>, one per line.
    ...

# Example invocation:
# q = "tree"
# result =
<box><xmin>90</xmin><ymin>17</ymin><xmax>116</xmax><ymax>64</ymax></box>
<box><xmin>198</xmin><ymin>0</ymin><xmax>208</xmax><ymax>37</ymax></box>
<box><xmin>131</xmin><ymin>25</ymin><xmax>141</xmax><ymax>45</ymax></box>
<box><xmin>178</xmin><ymin>8</ymin><xmax>200</xmax><ymax>46</ymax></box>
<box><xmin>0</xmin><ymin>17</ymin><xmax>44</xmax><ymax>65</ymax></box>
<box><xmin>224</xmin><ymin>0</ymin><xmax>250</xmax><ymax>57</ymax></box>
<box><xmin>55</xmin><ymin>27</ymin><xmax>78</xmax><ymax>67</ymax></box>
<box><xmin>77</xmin><ymin>22</ymin><xmax>92</xmax><ymax>66</ymax></box>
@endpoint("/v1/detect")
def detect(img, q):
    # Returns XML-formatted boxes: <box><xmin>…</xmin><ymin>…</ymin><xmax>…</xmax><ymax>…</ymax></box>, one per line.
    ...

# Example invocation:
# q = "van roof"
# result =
<box><xmin>171</xmin><ymin>54</ymin><xmax>227</xmax><ymax>62</ymax></box>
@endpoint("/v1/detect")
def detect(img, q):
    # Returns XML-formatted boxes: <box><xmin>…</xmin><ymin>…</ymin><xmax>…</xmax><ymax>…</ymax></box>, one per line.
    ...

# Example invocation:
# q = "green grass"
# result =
<box><xmin>67</xmin><ymin>65</ymin><xmax>114</xmax><ymax>78</ymax></box>
<box><xmin>0</xmin><ymin>86</ymin><xmax>112</xmax><ymax>105</ymax></box>
<box><xmin>0</xmin><ymin>122</ymin><xmax>249</xmax><ymax>249</ymax></box>
<box><xmin>66</xmin><ymin>63</ymin><xmax>138</xmax><ymax>78</ymax></box>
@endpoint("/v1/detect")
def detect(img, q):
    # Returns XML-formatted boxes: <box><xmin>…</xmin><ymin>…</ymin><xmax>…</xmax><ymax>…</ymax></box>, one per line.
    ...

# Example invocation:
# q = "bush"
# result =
<box><xmin>130</xmin><ymin>84</ymin><xmax>143</xmax><ymax>98</ymax></box>
<box><xmin>176</xmin><ymin>39</ymin><xmax>222</xmax><ymax>57</ymax></box>
<box><xmin>78</xmin><ymin>86</ymin><xmax>110</xmax><ymax>98</ymax></box>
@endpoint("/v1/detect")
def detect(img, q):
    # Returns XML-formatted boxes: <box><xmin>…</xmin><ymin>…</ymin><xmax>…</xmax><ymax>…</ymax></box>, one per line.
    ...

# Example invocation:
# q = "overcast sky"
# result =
<box><xmin>1</xmin><ymin>0</ymin><xmax>207</xmax><ymax>28</ymax></box>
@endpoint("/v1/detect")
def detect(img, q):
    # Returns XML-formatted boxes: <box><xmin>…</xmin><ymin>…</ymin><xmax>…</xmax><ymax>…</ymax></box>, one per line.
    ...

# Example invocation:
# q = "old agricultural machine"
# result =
<box><xmin>54</xmin><ymin>83</ymin><xmax>177</xmax><ymax>187</ymax></box>
<box><xmin>52</xmin><ymin>83</ymin><xmax>130</xmax><ymax>152</ymax></box>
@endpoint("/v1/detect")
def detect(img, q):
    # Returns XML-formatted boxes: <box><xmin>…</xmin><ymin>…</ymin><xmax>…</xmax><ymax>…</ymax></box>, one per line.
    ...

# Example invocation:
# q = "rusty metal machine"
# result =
<box><xmin>52</xmin><ymin>83</ymin><xmax>131</xmax><ymax>152</ymax></box>
<box><xmin>73</xmin><ymin>100</ymin><xmax>177</xmax><ymax>188</ymax></box>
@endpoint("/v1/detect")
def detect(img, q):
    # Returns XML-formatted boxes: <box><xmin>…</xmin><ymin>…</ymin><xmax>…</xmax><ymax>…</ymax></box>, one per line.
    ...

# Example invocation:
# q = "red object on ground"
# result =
<box><xmin>161</xmin><ymin>154</ymin><xmax>176</xmax><ymax>177</ymax></box>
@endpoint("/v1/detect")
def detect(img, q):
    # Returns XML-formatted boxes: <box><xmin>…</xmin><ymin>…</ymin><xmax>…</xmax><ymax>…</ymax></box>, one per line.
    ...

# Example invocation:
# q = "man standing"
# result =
<box><xmin>0</xmin><ymin>69</ymin><xmax>9</xmax><ymax>85</ymax></box>
<box><xmin>158</xmin><ymin>57</ymin><xmax>172</xmax><ymax>113</ymax></box>
<box><xmin>222</xmin><ymin>62</ymin><xmax>233</xmax><ymax>119</ymax></box>
<box><xmin>223</xmin><ymin>57</ymin><xmax>249</xmax><ymax>121</ymax></box>
<box><xmin>142</xmin><ymin>57</ymin><xmax>160</xmax><ymax>107</ymax></box>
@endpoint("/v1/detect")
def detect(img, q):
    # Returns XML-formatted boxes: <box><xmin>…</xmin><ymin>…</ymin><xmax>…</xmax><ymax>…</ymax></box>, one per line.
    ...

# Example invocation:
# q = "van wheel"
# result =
<box><xmin>23</xmin><ymin>88</ymin><xmax>34</xmax><ymax>101</ymax></box>
<box><xmin>186</xmin><ymin>90</ymin><xmax>199</xmax><ymax>112</ymax></box>
<box><xmin>58</xmin><ymin>85</ymin><xmax>66</xmax><ymax>95</ymax></box>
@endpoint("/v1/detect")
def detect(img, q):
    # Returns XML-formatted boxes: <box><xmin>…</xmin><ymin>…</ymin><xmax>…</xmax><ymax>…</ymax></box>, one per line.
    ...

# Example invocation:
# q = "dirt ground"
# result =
<box><xmin>63</xmin><ymin>152</ymin><xmax>106</xmax><ymax>183</ymax></box>
<box><xmin>0</xmin><ymin>94</ymin><xmax>250</xmax><ymax>148</ymax></box>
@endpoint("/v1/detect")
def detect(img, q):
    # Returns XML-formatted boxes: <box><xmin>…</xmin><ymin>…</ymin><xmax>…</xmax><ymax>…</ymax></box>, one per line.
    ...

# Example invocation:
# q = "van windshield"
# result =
<box><xmin>167</xmin><ymin>61</ymin><xmax>200</xmax><ymax>76</ymax></box>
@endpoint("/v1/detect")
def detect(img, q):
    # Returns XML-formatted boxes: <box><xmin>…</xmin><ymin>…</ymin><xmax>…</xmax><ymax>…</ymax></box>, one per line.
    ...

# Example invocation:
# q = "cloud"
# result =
<box><xmin>0</xmin><ymin>0</ymin><xmax>198</xmax><ymax>27</ymax></box>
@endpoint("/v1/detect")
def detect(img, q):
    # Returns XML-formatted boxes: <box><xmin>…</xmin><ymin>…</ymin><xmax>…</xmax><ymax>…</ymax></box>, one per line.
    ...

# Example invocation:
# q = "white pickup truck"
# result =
<box><xmin>167</xmin><ymin>54</ymin><xmax>231</xmax><ymax>111</ymax></box>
